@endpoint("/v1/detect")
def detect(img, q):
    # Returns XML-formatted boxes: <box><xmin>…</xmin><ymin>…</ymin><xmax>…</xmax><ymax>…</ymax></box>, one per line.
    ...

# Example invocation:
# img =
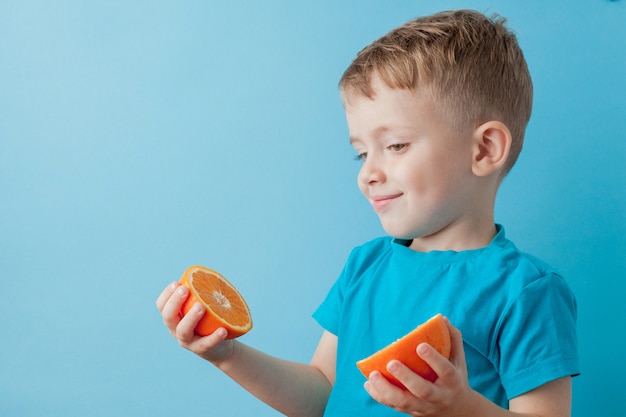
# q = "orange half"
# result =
<box><xmin>179</xmin><ymin>265</ymin><xmax>252</xmax><ymax>339</ymax></box>
<box><xmin>356</xmin><ymin>313</ymin><xmax>451</xmax><ymax>389</ymax></box>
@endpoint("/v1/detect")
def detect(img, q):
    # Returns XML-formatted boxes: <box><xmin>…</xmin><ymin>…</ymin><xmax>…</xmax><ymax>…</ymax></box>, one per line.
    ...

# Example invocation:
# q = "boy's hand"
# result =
<box><xmin>156</xmin><ymin>282</ymin><xmax>234</xmax><ymax>363</ymax></box>
<box><xmin>364</xmin><ymin>318</ymin><xmax>477</xmax><ymax>416</ymax></box>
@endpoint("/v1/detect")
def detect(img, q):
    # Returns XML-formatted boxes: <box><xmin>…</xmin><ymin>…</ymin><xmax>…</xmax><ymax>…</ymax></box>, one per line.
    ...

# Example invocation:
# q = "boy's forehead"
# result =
<box><xmin>344</xmin><ymin>85</ymin><xmax>426</xmax><ymax>140</ymax></box>
<box><xmin>343</xmin><ymin>80</ymin><xmax>427</xmax><ymax>118</ymax></box>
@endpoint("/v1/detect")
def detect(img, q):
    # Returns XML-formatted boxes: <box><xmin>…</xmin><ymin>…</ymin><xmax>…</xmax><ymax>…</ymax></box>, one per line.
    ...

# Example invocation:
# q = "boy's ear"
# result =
<box><xmin>471</xmin><ymin>121</ymin><xmax>512</xmax><ymax>177</ymax></box>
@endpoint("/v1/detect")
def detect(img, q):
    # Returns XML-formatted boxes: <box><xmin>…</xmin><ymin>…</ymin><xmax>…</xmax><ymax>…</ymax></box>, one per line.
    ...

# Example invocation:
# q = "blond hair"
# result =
<box><xmin>339</xmin><ymin>10</ymin><xmax>533</xmax><ymax>173</ymax></box>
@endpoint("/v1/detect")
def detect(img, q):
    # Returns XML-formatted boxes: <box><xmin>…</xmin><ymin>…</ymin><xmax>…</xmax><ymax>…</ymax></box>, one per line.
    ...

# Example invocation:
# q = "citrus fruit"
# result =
<box><xmin>179</xmin><ymin>265</ymin><xmax>252</xmax><ymax>339</ymax></box>
<box><xmin>356</xmin><ymin>313</ymin><xmax>451</xmax><ymax>389</ymax></box>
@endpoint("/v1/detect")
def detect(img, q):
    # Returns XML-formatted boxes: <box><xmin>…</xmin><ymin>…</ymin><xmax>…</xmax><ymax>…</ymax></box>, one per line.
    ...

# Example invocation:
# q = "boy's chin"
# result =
<box><xmin>381</xmin><ymin>225</ymin><xmax>417</xmax><ymax>241</ymax></box>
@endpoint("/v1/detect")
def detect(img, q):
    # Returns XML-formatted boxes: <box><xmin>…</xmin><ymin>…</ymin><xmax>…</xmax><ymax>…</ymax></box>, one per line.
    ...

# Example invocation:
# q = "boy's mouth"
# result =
<box><xmin>370</xmin><ymin>193</ymin><xmax>403</xmax><ymax>212</ymax></box>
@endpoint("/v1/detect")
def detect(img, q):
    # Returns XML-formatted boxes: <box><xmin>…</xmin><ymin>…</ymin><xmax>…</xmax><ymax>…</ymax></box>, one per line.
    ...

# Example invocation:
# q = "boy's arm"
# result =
<box><xmin>157</xmin><ymin>282</ymin><xmax>334</xmax><ymax>417</ymax></box>
<box><xmin>364</xmin><ymin>319</ymin><xmax>572</xmax><ymax>417</ymax></box>
<box><xmin>216</xmin><ymin>330</ymin><xmax>337</xmax><ymax>417</ymax></box>
<box><xmin>508</xmin><ymin>377</ymin><xmax>571</xmax><ymax>417</ymax></box>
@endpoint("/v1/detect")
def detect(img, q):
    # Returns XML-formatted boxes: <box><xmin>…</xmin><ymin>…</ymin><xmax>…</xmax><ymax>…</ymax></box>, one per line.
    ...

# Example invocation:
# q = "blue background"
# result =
<box><xmin>1</xmin><ymin>1</ymin><xmax>624</xmax><ymax>416</ymax></box>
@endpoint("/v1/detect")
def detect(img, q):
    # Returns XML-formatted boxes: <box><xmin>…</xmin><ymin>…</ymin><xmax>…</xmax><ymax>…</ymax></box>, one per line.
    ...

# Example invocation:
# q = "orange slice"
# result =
<box><xmin>356</xmin><ymin>313</ymin><xmax>451</xmax><ymax>389</ymax></box>
<box><xmin>179</xmin><ymin>265</ymin><xmax>252</xmax><ymax>339</ymax></box>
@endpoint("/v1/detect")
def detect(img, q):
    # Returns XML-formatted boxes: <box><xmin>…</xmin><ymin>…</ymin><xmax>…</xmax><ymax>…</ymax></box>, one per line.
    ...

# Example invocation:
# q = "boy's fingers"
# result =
<box><xmin>192</xmin><ymin>327</ymin><xmax>229</xmax><ymax>352</ymax></box>
<box><xmin>156</xmin><ymin>282</ymin><xmax>179</xmax><ymax>312</ymax></box>
<box><xmin>176</xmin><ymin>302</ymin><xmax>206</xmax><ymax>343</ymax></box>
<box><xmin>365</xmin><ymin>370</ymin><xmax>401</xmax><ymax>404</ymax></box>
<box><xmin>160</xmin><ymin>285</ymin><xmax>189</xmax><ymax>330</ymax></box>
<box><xmin>367</xmin><ymin>367</ymin><xmax>429</xmax><ymax>414</ymax></box>
<box><xmin>416</xmin><ymin>342</ymin><xmax>452</xmax><ymax>382</ymax></box>
<box><xmin>386</xmin><ymin>359</ymin><xmax>434</xmax><ymax>400</ymax></box>
<box><xmin>419</xmin><ymin>319</ymin><xmax>467</xmax><ymax>384</ymax></box>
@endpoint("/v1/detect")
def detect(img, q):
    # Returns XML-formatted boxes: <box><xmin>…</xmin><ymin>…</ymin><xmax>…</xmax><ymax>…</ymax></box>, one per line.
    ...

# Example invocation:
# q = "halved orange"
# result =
<box><xmin>356</xmin><ymin>313</ymin><xmax>451</xmax><ymax>389</ymax></box>
<box><xmin>179</xmin><ymin>265</ymin><xmax>252</xmax><ymax>339</ymax></box>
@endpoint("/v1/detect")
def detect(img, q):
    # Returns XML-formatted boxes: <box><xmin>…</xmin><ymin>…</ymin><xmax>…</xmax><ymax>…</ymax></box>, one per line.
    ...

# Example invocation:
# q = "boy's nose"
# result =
<box><xmin>358</xmin><ymin>157</ymin><xmax>386</xmax><ymax>186</ymax></box>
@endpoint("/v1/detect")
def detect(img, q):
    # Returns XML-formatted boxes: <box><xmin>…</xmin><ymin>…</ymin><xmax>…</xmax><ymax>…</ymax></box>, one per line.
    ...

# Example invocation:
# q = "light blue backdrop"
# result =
<box><xmin>1</xmin><ymin>1</ymin><xmax>624</xmax><ymax>416</ymax></box>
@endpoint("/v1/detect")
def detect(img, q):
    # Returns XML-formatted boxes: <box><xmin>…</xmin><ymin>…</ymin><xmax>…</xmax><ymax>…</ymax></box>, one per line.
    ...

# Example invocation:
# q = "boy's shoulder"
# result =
<box><xmin>347</xmin><ymin>226</ymin><xmax>564</xmax><ymax>284</ymax></box>
<box><xmin>490</xmin><ymin>227</ymin><xmax>561</xmax><ymax>277</ymax></box>
<box><xmin>352</xmin><ymin>235</ymin><xmax>394</xmax><ymax>253</ymax></box>
<box><xmin>346</xmin><ymin>235</ymin><xmax>393</xmax><ymax>259</ymax></box>
<box><xmin>341</xmin><ymin>236</ymin><xmax>395</xmax><ymax>278</ymax></box>
<box><xmin>509</xmin><ymin>250</ymin><xmax>559</xmax><ymax>277</ymax></box>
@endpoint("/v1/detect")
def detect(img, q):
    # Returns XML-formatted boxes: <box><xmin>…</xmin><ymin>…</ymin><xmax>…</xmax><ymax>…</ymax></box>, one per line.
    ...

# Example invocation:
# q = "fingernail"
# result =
<box><xmin>193</xmin><ymin>302</ymin><xmax>204</xmax><ymax>313</ymax></box>
<box><xmin>216</xmin><ymin>328</ymin><xmax>227</xmax><ymax>338</ymax></box>
<box><xmin>177</xmin><ymin>286</ymin><xmax>187</xmax><ymax>296</ymax></box>
<box><xmin>418</xmin><ymin>343</ymin><xmax>429</xmax><ymax>355</ymax></box>
<box><xmin>387</xmin><ymin>361</ymin><xmax>399</xmax><ymax>373</ymax></box>
<box><xmin>170</xmin><ymin>282</ymin><xmax>178</xmax><ymax>289</ymax></box>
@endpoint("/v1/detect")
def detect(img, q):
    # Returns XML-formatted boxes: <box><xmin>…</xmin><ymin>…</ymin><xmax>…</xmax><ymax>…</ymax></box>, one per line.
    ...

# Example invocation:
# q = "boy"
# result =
<box><xmin>157</xmin><ymin>9</ymin><xmax>579</xmax><ymax>416</ymax></box>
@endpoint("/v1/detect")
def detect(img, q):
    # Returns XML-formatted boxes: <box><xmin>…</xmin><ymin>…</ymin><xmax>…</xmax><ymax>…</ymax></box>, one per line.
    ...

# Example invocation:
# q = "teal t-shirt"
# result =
<box><xmin>313</xmin><ymin>225</ymin><xmax>579</xmax><ymax>415</ymax></box>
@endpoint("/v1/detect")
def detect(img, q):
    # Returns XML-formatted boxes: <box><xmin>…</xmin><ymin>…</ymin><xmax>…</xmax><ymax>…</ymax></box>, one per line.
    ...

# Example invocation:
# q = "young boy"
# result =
<box><xmin>157</xmin><ymin>9</ymin><xmax>579</xmax><ymax>417</ymax></box>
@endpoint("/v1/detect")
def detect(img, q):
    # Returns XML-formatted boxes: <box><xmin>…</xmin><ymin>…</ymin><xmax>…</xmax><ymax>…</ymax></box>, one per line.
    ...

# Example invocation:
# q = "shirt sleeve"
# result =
<box><xmin>312</xmin><ymin>270</ymin><xmax>345</xmax><ymax>336</ymax></box>
<box><xmin>496</xmin><ymin>273</ymin><xmax>580</xmax><ymax>399</ymax></box>
<box><xmin>312</xmin><ymin>244</ymin><xmax>365</xmax><ymax>336</ymax></box>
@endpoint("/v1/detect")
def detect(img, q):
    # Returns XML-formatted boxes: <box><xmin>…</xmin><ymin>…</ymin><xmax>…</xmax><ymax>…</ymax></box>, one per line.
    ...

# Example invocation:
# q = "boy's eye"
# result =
<box><xmin>354</xmin><ymin>152</ymin><xmax>367</xmax><ymax>161</ymax></box>
<box><xmin>387</xmin><ymin>143</ymin><xmax>407</xmax><ymax>152</ymax></box>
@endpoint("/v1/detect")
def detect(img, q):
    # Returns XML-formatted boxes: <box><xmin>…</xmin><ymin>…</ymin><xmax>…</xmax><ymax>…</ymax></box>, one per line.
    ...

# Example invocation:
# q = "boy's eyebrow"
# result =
<box><xmin>349</xmin><ymin>126</ymin><xmax>393</xmax><ymax>144</ymax></box>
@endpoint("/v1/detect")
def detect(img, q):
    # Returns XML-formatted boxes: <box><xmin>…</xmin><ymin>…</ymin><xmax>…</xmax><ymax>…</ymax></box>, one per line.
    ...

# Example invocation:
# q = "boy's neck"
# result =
<box><xmin>407</xmin><ymin>216</ymin><xmax>497</xmax><ymax>253</ymax></box>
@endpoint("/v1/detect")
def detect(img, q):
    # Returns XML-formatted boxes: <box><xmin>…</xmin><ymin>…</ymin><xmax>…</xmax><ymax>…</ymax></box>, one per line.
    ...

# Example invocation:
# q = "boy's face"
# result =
<box><xmin>345</xmin><ymin>77</ymin><xmax>479</xmax><ymax>250</ymax></box>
